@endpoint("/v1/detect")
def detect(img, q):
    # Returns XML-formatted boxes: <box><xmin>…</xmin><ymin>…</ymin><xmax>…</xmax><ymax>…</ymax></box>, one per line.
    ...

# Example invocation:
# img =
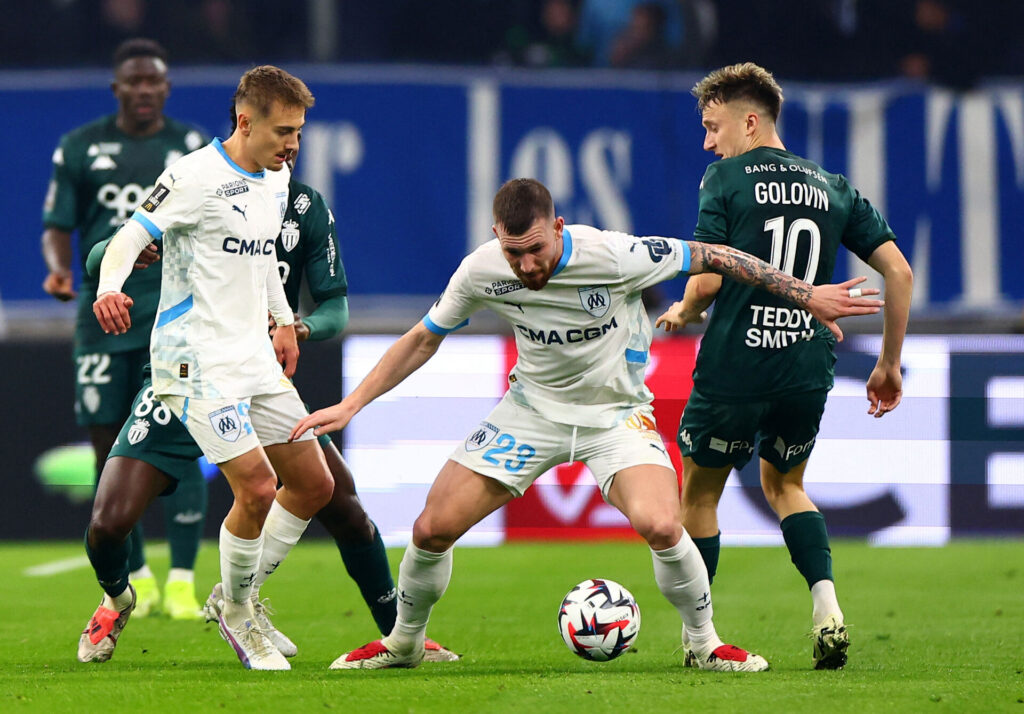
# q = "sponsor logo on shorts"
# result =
<box><xmin>209</xmin><ymin>405</ymin><xmax>242</xmax><ymax>443</ymax></box>
<box><xmin>127</xmin><ymin>418</ymin><xmax>151</xmax><ymax>445</ymax></box>
<box><xmin>578</xmin><ymin>286</ymin><xmax>610</xmax><ymax>318</ymax></box>
<box><xmin>679</xmin><ymin>428</ymin><xmax>693</xmax><ymax>449</ymax></box>
<box><xmin>774</xmin><ymin>436</ymin><xmax>816</xmax><ymax>460</ymax></box>
<box><xmin>464</xmin><ymin>421</ymin><xmax>499</xmax><ymax>452</ymax></box>
<box><xmin>709</xmin><ymin>437</ymin><xmax>754</xmax><ymax>455</ymax></box>
<box><xmin>625</xmin><ymin>411</ymin><xmax>657</xmax><ymax>433</ymax></box>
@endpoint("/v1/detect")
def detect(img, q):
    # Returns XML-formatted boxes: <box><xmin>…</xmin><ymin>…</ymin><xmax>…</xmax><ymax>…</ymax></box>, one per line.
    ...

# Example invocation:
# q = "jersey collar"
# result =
<box><xmin>212</xmin><ymin>137</ymin><xmax>266</xmax><ymax>179</ymax></box>
<box><xmin>552</xmin><ymin>227</ymin><xmax>573</xmax><ymax>277</ymax></box>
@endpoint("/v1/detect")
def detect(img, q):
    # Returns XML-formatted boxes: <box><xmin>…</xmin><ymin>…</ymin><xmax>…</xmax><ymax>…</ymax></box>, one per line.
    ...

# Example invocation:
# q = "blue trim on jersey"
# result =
<box><xmin>679</xmin><ymin>238</ymin><xmax>691</xmax><ymax>274</ymax></box>
<box><xmin>132</xmin><ymin>213</ymin><xmax>162</xmax><ymax>239</ymax></box>
<box><xmin>625</xmin><ymin>348</ymin><xmax>647</xmax><ymax>364</ymax></box>
<box><xmin>181</xmin><ymin>397</ymin><xmax>189</xmax><ymax>425</ymax></box>
<box><xmin>212</xmin><ymin>137</ymin><xmax>265</xmax><ymax>179</ymax></box>
<box><xmin>422</xmin><ymin>314</ymin><xmax>469</xmax><ymax>335</ymax></box>
<box><xmin>553</xmin><ymin>227</ymin><xmax>573</xmax><ymax>277</ymax></box>
<box><xmin>156</xmin><ymin>295</ymin><xmax>194</xmax><ymax>327</ymax></box>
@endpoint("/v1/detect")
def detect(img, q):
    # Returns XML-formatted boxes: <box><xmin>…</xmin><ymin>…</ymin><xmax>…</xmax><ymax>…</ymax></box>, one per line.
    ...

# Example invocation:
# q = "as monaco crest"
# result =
<box><xmin>280</xmin><ymin>220</ymin><xmax>300</xmax><ymax>252</ymax></box>
<box><xmin>578</xmin><ymin>286</ymin><xmax>610</xmax><ymax>318</ymax></box>
<box><xmin>127</xmin><ymin>418</ymin><xmax>151</xmax><ymax>445</ymax></box>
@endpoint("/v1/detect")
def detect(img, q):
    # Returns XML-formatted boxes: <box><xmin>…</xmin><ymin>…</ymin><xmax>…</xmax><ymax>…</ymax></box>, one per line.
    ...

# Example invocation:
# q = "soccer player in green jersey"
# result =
<box><xmin>40</xmin><ymin>38</ymin><xmax>207</xmax><ymax>619</ymax></box>
<box><xmin>656</xmin><ymin>63</ymin><xmax>914</xmax><ymax>670</ymax></box>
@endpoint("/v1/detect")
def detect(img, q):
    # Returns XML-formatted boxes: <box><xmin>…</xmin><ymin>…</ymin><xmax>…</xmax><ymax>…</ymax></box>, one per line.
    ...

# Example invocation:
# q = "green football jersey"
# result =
<box><xmin>276</xmin><ymin>179</ymin><xmax>348</xmax><ymax>309</ymax></box>
<box><xmin>42</xmin><ymin>115</ymin><xmax>206</xmax><ymax>354</ymax></box>
<box><xmin>691</xmin><ymin>146</ymin><xmax>895</xmax><ymax>400</ymax></box>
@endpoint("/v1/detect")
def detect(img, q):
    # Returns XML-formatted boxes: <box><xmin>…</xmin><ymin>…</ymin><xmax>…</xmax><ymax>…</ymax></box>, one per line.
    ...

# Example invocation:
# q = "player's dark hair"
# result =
<box><xmin>493</xmin><ymin>178</ymin><xmax>554</xmax><ymax>236</ymax></box>
<box><xmin>233</xmin><ymin>65</ymin><xmax>315</xmax><ymax>118</ymax></box>
<box><xmin>692</xmin><ymin>62</ymin><xmax>784</xmax><ymax>122</ymax></box>
<box><xmin>112</xmin><ymin>38</ymin><xmax>168</xmax><ymax>69</ymax></box>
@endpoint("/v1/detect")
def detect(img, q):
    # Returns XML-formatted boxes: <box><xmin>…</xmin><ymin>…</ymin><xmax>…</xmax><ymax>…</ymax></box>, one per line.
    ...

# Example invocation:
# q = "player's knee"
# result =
<box><xmin>235</xmin><ymin>478</ymin><xmax>278</xmax><ymax>520</ymax></box>
<box><xmin>631</xmin><ymin>512</ymin><xmax>682</xmax><ymax>550</ymax></box>
<box><xmin>88</xmin><ymin>513</ymin><xmax>133</xmax><ymax>546</ymax></box>
<box><xmin>411</xmin><ymin>513</ymin><xmax>457</xmax><ymax>552</ymax></box>
<box><xmin>315</xmin><ymin>495</ymin><xmax>374</xmax><ymax>545</ymax></box>
<box><xmin>308</xmin><ymin>472</ymin><xmax>335</xmax><ymax>510</ymax></box>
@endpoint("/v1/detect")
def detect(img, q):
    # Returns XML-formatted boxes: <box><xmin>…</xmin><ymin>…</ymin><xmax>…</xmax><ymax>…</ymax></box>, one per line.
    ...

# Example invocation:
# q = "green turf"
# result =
<box><xmin>3</xmin><ymin>540</ymin><xmax>1022</xmax><ymax>713</ymax></box>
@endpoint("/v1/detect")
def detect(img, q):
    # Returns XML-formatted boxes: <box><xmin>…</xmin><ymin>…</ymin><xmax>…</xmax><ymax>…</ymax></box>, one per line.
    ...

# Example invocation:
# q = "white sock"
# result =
<box><xmin>385</xmin><ymin>543</ymin><xmax>453</xmax><ymax>654</ymax></box>
<box><xmin>811</xmin><ymin>579</ymin><xmax>843</xmax><ymax>625</ymax></box>
<box><xmin>219</xmin><ymin>522</ymin><xmax>263</xmax><ymax>606</ymax></box>
<box><xmin>166</xmin><ymin>568</ymin><xmax>194</xmax><ymax>584</ymax></box>
<box><xmin>103</xmin><ymin>588</ymin><xmax>134</xmax><ymax>611</ymax></box>
<box><xmin>651</xmin><ymin>533</ymin><xmax>723</xmax><ymax>655</ymax></box>
<box><xmin>252</xmin><ymin>500</ymin><xmax>311</xmax><ymax>598</ymax></box>
<box><xmin>129</xmin><ymin>564</ymin><xmax>154</xmax><ymax>581</ymax></box>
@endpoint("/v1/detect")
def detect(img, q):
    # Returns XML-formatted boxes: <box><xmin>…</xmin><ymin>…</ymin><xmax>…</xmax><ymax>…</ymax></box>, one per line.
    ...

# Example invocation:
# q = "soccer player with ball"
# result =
<box><xmin>292</xmin><ymin>177</ymin><xmax>882</xmax><ymax>672</ymax></box>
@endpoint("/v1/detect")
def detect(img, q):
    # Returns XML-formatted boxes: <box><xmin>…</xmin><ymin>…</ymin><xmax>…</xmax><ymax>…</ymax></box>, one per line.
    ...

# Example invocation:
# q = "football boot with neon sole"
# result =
<box><xmin>163</xmin><ymin>580</ymin><xmax>203</xmax><ymax>620</ymax></box>
<box><xmin>130</xmin><ymin>575</ymin><xmax>161</xmax><ymax>617</ymax></box>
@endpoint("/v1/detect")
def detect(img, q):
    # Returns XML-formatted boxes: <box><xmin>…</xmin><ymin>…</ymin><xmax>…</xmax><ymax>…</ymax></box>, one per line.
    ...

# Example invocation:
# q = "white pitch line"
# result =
<box><xmin>23</xmin><ymin>544</ymin><xmax>169</xmax><ymax>577</ymax></box>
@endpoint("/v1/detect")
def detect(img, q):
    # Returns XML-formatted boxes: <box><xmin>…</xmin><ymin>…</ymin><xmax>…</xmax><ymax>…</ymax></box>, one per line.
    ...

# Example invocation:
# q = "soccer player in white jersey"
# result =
<box><xmin>94</xmin><ymin>66</ymin><xmax>334</xmax><ymax>671</ymax></box>
<box><xmin>291</xmin><ymin>178</ymin><xmax>882</xmax><ymax>672</ymax></box>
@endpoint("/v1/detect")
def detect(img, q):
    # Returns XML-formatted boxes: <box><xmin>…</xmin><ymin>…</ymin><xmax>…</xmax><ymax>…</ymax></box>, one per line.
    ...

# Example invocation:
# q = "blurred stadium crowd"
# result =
<box><xmin>2</xmin><ymin>0</ymin><xmax>1021</xmax><ymax>87</ymax></box>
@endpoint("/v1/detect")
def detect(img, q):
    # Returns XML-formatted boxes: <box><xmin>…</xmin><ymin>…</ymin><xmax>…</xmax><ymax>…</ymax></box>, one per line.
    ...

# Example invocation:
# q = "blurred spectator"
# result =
<box><xmin>888</xmin><ymin>0</ymin><xmax>985</xmax><ymax>88</ymax></box>
<box><xmin>495</xmin><ymin>0</ymin><xmax>590</xmax><ymax>68</ymax></box>
<box><xmin>609</xmin><ymin>3</ymin><xmax>673</xmax><ymax>69</ymax></box>
<box><xmin>576</xmin><ymin>0</ymin><xmax>682</xmax><ymax>67</ymax></box>
<box><xmin>166</xmin><ymin>0</ymin><xmax>258</xmax><ymax>63</ymax></box>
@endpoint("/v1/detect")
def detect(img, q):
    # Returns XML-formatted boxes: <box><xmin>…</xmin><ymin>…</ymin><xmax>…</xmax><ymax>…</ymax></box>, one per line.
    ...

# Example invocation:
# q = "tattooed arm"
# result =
<box><xmin>686</xmin><ymin>241</ymin><xmax>883</xmax><ymax>341</ymax></box>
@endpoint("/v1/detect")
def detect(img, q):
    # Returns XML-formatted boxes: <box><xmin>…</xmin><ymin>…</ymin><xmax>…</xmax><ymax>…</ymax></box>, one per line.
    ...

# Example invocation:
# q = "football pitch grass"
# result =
<box><xmin>4</xmin><ymin>540</ymin><xmax>1022</xmax><ymax>713</ymax></box>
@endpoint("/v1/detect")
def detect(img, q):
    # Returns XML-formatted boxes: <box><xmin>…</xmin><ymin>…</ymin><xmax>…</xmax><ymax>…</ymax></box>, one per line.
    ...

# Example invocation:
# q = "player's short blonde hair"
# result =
<box><xmin>233</xmin><ymin>65</ymin><xmax>314</xmax><ymax>118</ymax></box>
<box><xmin>692</xmin><ymin>62</ymin><xmax>783</xmax><ymax>122</ymax></box>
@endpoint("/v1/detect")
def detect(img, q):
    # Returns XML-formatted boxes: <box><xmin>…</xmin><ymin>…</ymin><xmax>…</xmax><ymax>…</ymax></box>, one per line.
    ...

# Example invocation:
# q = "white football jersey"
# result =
<box><xmin>129</xmin><ymin>139</ymin><xmax>291</xmax><ymax>399</ymax></box>
<box><xmin>426</xmin><ymin>225</ymin><xmax>690</xmax><ymax>427</ymax></box>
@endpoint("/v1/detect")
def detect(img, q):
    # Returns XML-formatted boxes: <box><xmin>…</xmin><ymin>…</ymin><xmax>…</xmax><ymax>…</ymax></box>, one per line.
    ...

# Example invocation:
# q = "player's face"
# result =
<box><xmin>246</xmin><ymin>101</ymin><xmax>305</xmax><ymax>172</ymax></box>
<box><xmin>112</xmin><ymin>57</ymin><xmax>170</xmax><ymax>130</ymax></box>
<box><xmin>701</xmin><ymin>100</ymin><xmax>753</xmax><ymax>159</ymax></box>
<box><xmin>494</xmin><ymin>215</ymin><xmax>565</xmax><ymax>290</ymax></box>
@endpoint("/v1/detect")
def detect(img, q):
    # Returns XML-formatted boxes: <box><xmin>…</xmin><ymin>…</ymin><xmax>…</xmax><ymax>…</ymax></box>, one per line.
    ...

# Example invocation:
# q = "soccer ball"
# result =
<box><xmin>557</xmin><ymin>579</ymin><xmax>641</xmax><ymax>661</ymax></box>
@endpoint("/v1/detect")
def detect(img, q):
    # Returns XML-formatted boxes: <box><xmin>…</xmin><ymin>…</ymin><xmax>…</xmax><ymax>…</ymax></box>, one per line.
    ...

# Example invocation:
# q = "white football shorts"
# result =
<box><xmin>450</xmin><ymin>393</ymin><xmax>673</xmax><ymax>498</ymax></box>
<box><xmin>162</xmin><ymin>381</ymin><xmax>315</xmax><ymax>464</ymax></box>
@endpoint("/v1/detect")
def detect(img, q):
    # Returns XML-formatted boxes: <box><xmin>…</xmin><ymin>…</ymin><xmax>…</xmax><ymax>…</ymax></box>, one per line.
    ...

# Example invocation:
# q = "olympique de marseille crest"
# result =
<box><xmin>578</xmin><ymin>286</ymin><xmax>610</xmax><ymax>318</ymax></box>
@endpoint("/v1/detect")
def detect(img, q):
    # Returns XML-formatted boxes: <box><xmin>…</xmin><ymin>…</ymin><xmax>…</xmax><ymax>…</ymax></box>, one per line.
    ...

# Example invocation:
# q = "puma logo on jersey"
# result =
<box><xmin>232</xmin><ymin>204</ymin><xmax>247</xmax><ymax>220</ymax></box>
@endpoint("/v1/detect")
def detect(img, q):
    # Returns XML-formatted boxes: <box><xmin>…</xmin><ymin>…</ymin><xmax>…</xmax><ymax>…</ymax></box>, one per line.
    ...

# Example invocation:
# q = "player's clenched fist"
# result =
<box><xmin>93</xmin><ymin>291</ymin><xmax>134</xmax><ymax>335</ymax></box>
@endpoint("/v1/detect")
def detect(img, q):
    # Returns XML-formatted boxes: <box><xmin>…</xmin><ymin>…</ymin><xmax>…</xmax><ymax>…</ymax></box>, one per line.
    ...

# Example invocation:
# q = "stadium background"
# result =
<box><xmin>1</xmin><ymin>0</ymin><xmax>1022</xmax><ymax>547</ymax></box>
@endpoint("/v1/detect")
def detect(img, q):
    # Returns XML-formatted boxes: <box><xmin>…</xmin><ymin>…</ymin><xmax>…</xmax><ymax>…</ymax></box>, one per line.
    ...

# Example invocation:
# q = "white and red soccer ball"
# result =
<box><xmin>557</xmin><ymin>579</ymin><xmax>641</xmax><ymax>661</ymax></box>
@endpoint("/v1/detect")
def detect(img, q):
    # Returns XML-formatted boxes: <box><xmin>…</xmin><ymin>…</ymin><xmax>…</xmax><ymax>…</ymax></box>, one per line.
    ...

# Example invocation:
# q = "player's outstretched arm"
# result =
<box><xmin>865</xmin><ymin>241</ymin><xmax>913</xmax><ymax>417</ymax></box>
<box><xmin>290</xmin><ymin>321</ymin><xmax>445</xmax><ymax>440</ymax></box>
<box><xmin>655</xmin><ymin>273</ymin><xmax>720</xmax><ymax>332</ymax></box>
<box><xmin>686</xmin><ymin>241</ymin><xmax>884</xmax><ymax>341</ymax></box>
<box><xmin>93</xmin><ymin>219</ymin><xmax>154</xmax><ymax>334</ymax></box>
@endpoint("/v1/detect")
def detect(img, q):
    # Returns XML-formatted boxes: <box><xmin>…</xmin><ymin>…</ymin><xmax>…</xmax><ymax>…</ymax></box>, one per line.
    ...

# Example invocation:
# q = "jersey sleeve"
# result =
<box><xmin>693</xmin><ymin>163</ymin><xmax>728</xmax><ymax>244</ymax></box>
<box><xmin>611</xmin><ymin>231</ymin><xmax>691</xmax><ymax>292</ymax></box>
<box><xmin>41</xmin><ymin>136</ymin><xmax>80</xmax><ymax>230</ymax></box>
<box><xmin>424</xmin><ymin>257</ymin><xmax>479</xmax><ymax>335</ymax></box>
<box><xmin>840</xmin><ymin>179</ymin><xmax>896</xmax><ymax>261</ymax></box>
<box><xmin>128</xmin><ymin>165</ymin><xmax>203</xmax><ymax>239</ymax></box>
<box><xmin>300</xmin><ymin>190</ymin><xmax>348</xmax><ymax>303</ymax></box>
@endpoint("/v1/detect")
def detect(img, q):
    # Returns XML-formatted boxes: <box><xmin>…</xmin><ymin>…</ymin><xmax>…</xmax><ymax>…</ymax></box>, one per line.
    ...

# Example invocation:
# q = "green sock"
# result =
<box><xmin>84</xmin><ymin>527</ymin><xmax>131</xmax><ymax>598</ymax></box>
<box><xmin>692</xmin><ymin>532</ymin><xmax>721</xmax><ymax>585</ymax></box>
<box><xmin>126</xmin><ymin>525</ymin><xmax>146</xmax><ymax>573</ymax></box>
<box><xmin>781</xmin><ymin>511</ymin><xmax>833</xmax><ymax>588</ymax></box>
<box><xmin>338</xmin><ymin>523</ymin><xmax>397</xmax><ymax>635</ymax></box>
<box><xmin>163</xmin><ymin>462</ymin><xmax>207</xmax><ymax>570</ymax></box>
